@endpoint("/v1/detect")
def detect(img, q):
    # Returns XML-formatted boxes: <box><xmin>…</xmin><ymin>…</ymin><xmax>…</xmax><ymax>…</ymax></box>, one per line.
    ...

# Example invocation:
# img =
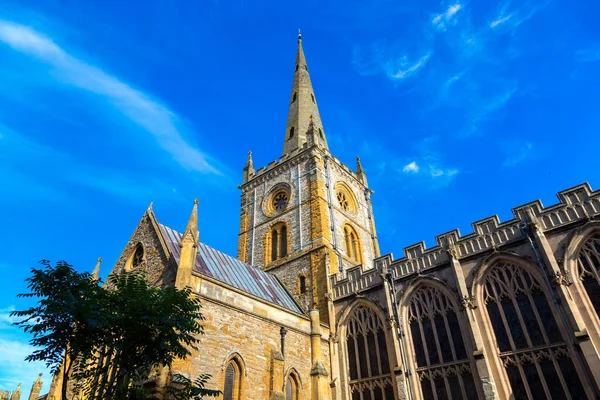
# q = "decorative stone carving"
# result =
<box><xmin>329</xmin><ymin>332</ymin><xmax>339</xmax><ymax>343</ymax></box>
<box><xmin>550</xmin><ymin>269</ymin><xmax>573</xmax><ymax>287</ymax></box>
<box><xmin>445</xmin><ymin>244</ymin><xmax>458</xmax><ymax>260</ymax></box>
<box><xmin>461</xmin><ymin>295</ymin><xmax>477</xmax><ymax>310</ymax></box>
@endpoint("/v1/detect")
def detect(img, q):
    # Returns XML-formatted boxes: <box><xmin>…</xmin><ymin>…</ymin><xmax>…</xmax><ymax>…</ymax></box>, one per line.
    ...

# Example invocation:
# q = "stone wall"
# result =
<box><xmin>110</xmin><ymin>210</ymin><xmax>176</xmax><ymax>288</ymax></box>
<box><xmin>172</xmin><ymin>274</ymin><xmax>331</xmax><ymax>400</ymax></box>
<box><xmin>329</xmin><ymin>183</ymin><xmax>600</xmax><ymax>400</ymax></box>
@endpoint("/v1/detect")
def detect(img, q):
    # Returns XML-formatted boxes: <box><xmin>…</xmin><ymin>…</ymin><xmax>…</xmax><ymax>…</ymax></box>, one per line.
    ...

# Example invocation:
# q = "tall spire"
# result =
<box><xmin>282</xmin><ymin>31</ymin><xmax>328</xmax><ymax>155</ymax></box>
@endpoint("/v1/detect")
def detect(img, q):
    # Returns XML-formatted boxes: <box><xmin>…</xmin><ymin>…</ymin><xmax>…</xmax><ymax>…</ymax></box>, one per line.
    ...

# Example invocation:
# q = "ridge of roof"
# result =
<box><xmin>158</xmin><ymin>223</ymin><xmax>303</xmax><ymax>314</ymax></box>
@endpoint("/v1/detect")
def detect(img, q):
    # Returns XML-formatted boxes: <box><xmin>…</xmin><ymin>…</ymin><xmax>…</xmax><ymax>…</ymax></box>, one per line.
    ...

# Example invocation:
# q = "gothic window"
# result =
<box><xmin>482</xmin><ymin>262</ymin><xmax>587</xmax><ymax>399</ymax></box>
<box><xmin>125</xmin><ymin>243</ymin><xmax>144</xmax><ymax>271</ymax></box>
<box><xmin>289</xmin><ymin>127</ymin><xmax>295</xmax><ymax>139</ymax></box>
<box><xmin>269</xmin><ymin>222</ymin><xmax>288</xmax><ymax>263</ymax></box>
<box><xmin>311</xmin><ymin>94</ymin><xmax>315</xmax><ymax>103</ymax></box>
<box><xmin>345</xmin><ymin>305</ymin><xmax>394</xmax><ymax>400</ymax></box>
<box><xmin>407</xmin><ymin>286</ymin><xmax>477</xmax><ymax>400</ymax></box>
<box><xmin>292</xmin><ymin>92</ymin><xmax>297</xmax><ymax>103</ymax></box>
<box><xmin>132</xmin><ymin>244</ymin><xmax>144</xmax><ymax>268</ymax></box>
<box><xmin>319</xmin><ymin>128</ymin><xmax>323</xmax><ymax>139</ymax></box>
<box><xmin>343</xmin><ymin>224</ymin><xmax>362</xmax><ymax>264</ymax></box>
<box><xmin>299</xmin><ymin>275</ymin><xmax>307</xmax><ymax>294</ymax></box>
<box><xmin>285</xmin><ymin>371</ymin><xmax>301</xmax><ymax>400</ymax></box>
<box><xmin>575</xmin><ymin>234</ymin><xmax>600</xmax><ymax>318</ymax></box>
<box><xmin>223</xmin><ymin>360</ymin><xmax>242</xmax><ymax>400</ymax></box>
<box><xmin>295</xmin><ymin>64</ymin><xmax>299</xmax><ymax>71</ymax></box>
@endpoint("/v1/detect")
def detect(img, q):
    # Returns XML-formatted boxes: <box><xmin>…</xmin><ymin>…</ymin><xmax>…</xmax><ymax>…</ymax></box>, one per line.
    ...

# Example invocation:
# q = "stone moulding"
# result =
<box><xmin>330</xmin><ymin>182</ymin><xmax>600</xmax><ymax>300</ymax></box>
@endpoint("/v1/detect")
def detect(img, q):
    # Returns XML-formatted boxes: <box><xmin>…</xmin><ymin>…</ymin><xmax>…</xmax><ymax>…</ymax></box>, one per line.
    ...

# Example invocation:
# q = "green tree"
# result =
<box><xmin>11</xmin><ymin>260</ymin><xmax>102</xmax><ymax>400</ymax></box>
<box><xmin>12</xmin><ymin>260</ymin><xmax>220</xmax><ymax>399</ymax></box>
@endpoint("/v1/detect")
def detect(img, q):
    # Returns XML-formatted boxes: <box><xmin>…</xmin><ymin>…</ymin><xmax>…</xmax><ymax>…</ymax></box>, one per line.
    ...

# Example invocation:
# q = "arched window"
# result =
<box><xmin>223</xmin><ymin>360</ymin><xmax>242</xmax><ymax>400</ymax></box>
<box><xmin>482</xmin><ymin>262</ymin><xmax>587</xmax><ymax>399</ymax></box>
<box><xmin>268</xmin><ymin>222</ymin><xmax>288</xmax><ymax>263</ymax></box>
<box><xmin>319</xmin><ymin>128</ymin><xmax>323</xmax><ymax>139</ymax></box>
<box><xmin>311</xmin><ymin>94</ymin><xmax>315</xmax><ymax>103</ymax></box>
<box><xmin>292</xmin><ymin>92</ymin><xmax>297</xmax><ymax>103</ymax></box>
<box><xmin>299</xmin><ymin>275</ymin><xmax>307</xmax><ymax>294</ymax></box>
<box><xmin>125</xmin><ymin>243</ymin><xmax>144</xmax><ymax>271</ymax></box>
<box><xmin>285</xmin><ymin>370</ymin><xmax>301</xmax><ymax>400</ymax></box>
<box><xmin>343</xmin><ymin>224</ymin><xmax>362</xmax><ymax>264</ymax></box>
<box><xmin>345</xmin><ymin>305</ymin><xmax>394</xmax><ymax>399</ymax></box>
<box><xmin>407</xmin><ymin>285</ymin><xmax>477</xmax><ymax>400</ymax></box>
<box><xmin>575</xmin><ymin>233</ymin><xmax>600</xmax><ymax>318</ymax></box>
<box><xmin>289</xmin><ymin>127</ymin><xmax>295</xmax><ymax>139</ymax></box>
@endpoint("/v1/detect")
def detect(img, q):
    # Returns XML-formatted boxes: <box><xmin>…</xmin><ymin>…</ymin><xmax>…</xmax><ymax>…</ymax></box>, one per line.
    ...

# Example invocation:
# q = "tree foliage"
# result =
<box><xmin>12</xmin><ymin>260</ymin><xmax>220</xmax><ymax>399</ymax></box>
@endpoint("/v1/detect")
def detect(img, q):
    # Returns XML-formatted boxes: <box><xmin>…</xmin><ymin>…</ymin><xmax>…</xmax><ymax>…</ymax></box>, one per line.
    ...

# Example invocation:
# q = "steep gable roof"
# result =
<box><xmin>159</xmin><ymin>224</ymin><xmax>302</xmax><ymax>314</ymax></box>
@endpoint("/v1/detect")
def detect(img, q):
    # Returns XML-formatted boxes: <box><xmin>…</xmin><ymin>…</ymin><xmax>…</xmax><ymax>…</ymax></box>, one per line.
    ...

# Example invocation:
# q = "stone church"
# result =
<box><xmin>48</xmin><ymin>34</ymin><xmax>600</xmax><ymax>399</ymax></box>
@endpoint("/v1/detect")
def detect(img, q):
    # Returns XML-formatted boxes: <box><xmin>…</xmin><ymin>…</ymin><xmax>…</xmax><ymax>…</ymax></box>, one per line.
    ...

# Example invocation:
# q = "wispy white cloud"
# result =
<box><xmin>432</xmin><ymin>3</ymin><xmax>462</xmax><ymax>32</ymax></box>
<box><xmin>576</xmin><ymin>46</ymin><xmax>600</xmax><ymax>63</ymax></box>
<box><xmin>0</xmin><ymin>19</ymin><xmax>223</xmax><ymax>176</ymax></box>
<box><xmin>0</xmin><ymin>306</ymin><xmax>17</xmax><ymax>329</ymax></box>
<box><xmin>0</xmin><ymin>337</ymin><xmax>50</xmax><ymax>394</ymax></box>
<box><xmin>352</xmin><ymin>44</ymin><xmax>432</xmax><ymax>82</ymax></box>
<box><xmin>489</xmin><ymin>3</ymin><xmax>546</xmax><ymax>33</ymax></box>
<box><xmin>402</xmin><ymin>161</ymin><xmax>420</xmax><ymax>173</ymax></box>
<box><xmin>389</xmin><ymin>53</ymin><xmax>432</xmax><ymax>80</ymax></box>
<box><xmin>0</xmin><ymin>125</ymin><xmax>181</xmax><ymax>204</ymax></box>
<box><xmin>503</xmin><ymin>141</ymin><xmax>534</xmax><ymax>167</ymax></box>
<box><xmin>490</xmin><ymin>13</ymin><xmax>513</xmax><ymax>28</ymax></box>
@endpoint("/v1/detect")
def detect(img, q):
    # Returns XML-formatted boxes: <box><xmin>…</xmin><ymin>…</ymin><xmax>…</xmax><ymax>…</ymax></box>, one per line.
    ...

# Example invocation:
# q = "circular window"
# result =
<box><xmin>335</xmin><ymin>183</ymin><xmax>357</xmax><ymax>214</ymax></box>
<box><xmin>337</xmin><ymin>191</ymin><xmax>350</xmax><ymax>211</ymax></box>
<box><xmin>263</xmin><ymin>184</ymin><xmax>292</xmax><ymax>217</ymax></box>
<box><xmin>272</xmin><ymin>191</ymin><xmax>289</xmax><ymax>212</ymax></box>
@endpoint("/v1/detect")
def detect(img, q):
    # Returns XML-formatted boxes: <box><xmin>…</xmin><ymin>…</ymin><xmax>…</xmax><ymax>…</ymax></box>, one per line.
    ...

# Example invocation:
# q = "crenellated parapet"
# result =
<box><xmin>330</xmin><ymin>182</ymin><xmax>600</xmax><ymax>300</ymax></box>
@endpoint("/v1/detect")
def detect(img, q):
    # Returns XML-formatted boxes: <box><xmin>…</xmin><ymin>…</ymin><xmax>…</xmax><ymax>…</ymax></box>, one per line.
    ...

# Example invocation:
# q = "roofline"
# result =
<box><xmin>191</xmin><ymin>270</ymin><xmax>308</xmax><ymax>318</ymax></box>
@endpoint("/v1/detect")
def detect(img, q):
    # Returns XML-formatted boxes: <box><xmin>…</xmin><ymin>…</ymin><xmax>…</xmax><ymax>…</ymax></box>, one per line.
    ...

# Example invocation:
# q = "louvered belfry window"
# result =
<box><xmin>408</xmin><ymin>286</ymin><xmax>477</xmax><ymax>400</ymax></box>
<box><xmin>483</xmin><ymin>262</ymin><xmax>587</xmax><ymax>399</ymax></box>
<box><xmin>576</xmin><ymin>234</ymin><xmax>600</xmax><ymax>318</ymax></box>
<box><xmin>345</xmin><ymin>305</ymin><xmax>394</xmax><ymax>400</ymax></box>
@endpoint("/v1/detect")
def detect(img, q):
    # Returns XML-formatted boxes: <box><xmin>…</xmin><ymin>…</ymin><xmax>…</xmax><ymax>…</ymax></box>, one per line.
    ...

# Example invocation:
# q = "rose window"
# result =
<box><xmin>337</xmin><ymin>191</ymin><xmax>349</xmax><ymax>211</ymax></box>
<box><xmin>272</xmin><ymin>191</ymin><xmax>289</xmax><ymax>212</ymax></box>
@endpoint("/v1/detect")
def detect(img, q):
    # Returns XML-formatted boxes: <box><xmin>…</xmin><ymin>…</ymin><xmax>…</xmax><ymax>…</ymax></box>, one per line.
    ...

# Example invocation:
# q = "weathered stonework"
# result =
<box><xmin>112</xmin><ymin>210</ymin><xmax>177</xmax><ymax>288</ymax></box>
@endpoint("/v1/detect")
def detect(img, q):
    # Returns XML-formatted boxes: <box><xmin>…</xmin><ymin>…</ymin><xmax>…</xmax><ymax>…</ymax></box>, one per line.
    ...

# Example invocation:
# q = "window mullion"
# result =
<box><xmin>363</xmin><ymin>330</ymin><xmax>373</xmax><ymax>378</ymax></box>
<box><xmin>417</xmin><ymin>316</ymin><xmax>431</xmax><ymax>368</ymax></box>
<box><xmin>490</xmin><ymin>283</ymin><xmax>535</xmax><ymax>399</ymax></box>
<box><xmin>550</xmin><ymin>352</ymin><xmax>573</xmax><ymax>400</ymax></box>
<box><xmin>441</xmin><ymin>310</ymin><xmax>458</xmax><ymax>361</ymax></box>
<box><xmin>374</xmin><ymin>328</ymin><xmax>383</xmax><ymax>376</ymax></box>
<box><xmin>533</xmin><ymin>361</ymin><xmax>553</xmax><ymax>400</ymax></box>
<box><xmin>526</xmin><ymin>291</ymin><xmax>550</xmax><ymax>344</ymax></box>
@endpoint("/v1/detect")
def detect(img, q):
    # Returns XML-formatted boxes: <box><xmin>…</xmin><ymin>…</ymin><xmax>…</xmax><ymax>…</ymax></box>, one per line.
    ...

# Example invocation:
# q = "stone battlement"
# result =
<box><xmin>331</xmin><ymin>182</ymin><xmax>600</xmax><ymax>299</ymax></box>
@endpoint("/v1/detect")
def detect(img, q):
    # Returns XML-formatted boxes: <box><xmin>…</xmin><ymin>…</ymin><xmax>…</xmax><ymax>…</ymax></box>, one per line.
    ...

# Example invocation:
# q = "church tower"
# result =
<box><xmin>237</xmin><ymin>33</ymin><xmax>380</xmax><ymax>323</ymax></box>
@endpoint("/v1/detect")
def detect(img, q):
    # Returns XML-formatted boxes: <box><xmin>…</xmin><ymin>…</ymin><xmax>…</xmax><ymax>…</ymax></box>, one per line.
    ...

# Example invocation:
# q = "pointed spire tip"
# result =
<box><xmin>298</xmin><ymin>28</ymin><xmax>302</xmax><ymax>41</ymax></box>
<box><xmin>194</xmin><ymin>198</ymin><xmax>199</xmax><ymax>205</ymax></box>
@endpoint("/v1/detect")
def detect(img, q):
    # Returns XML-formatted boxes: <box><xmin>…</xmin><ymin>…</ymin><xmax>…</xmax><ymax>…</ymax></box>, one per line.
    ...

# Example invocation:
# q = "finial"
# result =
<box><xmin>194</xmin><ymin>198</ymin><xmax>199</xmax><ymax>205</ymax></box>
<box><xmin>92</xmin><ymin>257</ymin><xmax>102</xmax><ymax>280</ymax></box>
<box><xmin>298</xmin><ymin>28</ymin><xmax>302</xmax><ymax>41</ymax></box>
<box><xmin>147</xmin><ymin>201</ymin><xmax>153</xmax><ymax>212</ymax></box>
<box><xmin>248</xmin><ymin>150</ymin><xmax>252</xmax><ymax>156</ymax></box>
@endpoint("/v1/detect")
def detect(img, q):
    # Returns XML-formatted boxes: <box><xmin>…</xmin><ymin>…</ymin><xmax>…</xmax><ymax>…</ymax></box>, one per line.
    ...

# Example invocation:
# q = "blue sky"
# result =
<box><xmin>1</xmin><ymin>0</ymin><xmax>599</xmax><ymax>393</ymax></box>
